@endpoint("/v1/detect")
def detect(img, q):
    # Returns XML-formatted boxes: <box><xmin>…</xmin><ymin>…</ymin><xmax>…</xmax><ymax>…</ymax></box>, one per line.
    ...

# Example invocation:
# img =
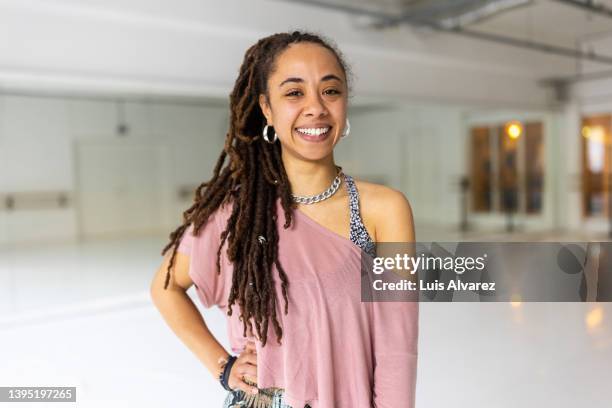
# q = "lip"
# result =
<box><xmin>295</xmin><ymin>123</ymin><xmax>332</xmax><ymax>129</ymax></box>
<box><xmin>294</xmin><ymin>126</ymin><xmax>333</xmax><ymax>143</ymax></box>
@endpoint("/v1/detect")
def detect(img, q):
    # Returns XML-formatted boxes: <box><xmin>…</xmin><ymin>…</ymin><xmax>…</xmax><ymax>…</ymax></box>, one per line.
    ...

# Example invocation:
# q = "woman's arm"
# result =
<box><xmin>150</xmin><ymin>252</ymin><xmax>229</xmax><ymax>380</ymax></box>
<box><xmin>150</xmin><ymin>252</ymin><xmax>260</xmax><ymax>395</ymax></box>
<box><xmin>370</xmin><ymin>188</ymin><xmax>419</xmax><ymax>408</ymax></box>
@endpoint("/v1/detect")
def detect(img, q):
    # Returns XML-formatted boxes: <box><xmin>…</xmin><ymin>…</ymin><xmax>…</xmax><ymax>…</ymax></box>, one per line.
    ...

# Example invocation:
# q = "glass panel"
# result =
<box><xmin>581</xmin><ymin>114</ymin><xmax>611</xmax><ymax>217</ymax></box>
<box><xmin>498</xmin><ymin>125</ymin><xmax>519</xmax><ymax>212</ymax></box>
<box><xmin>470</xmin><ymin>127</ymin><xmax>493</xmax><ymax>212</ymax></box>
<box><xmin>525</xmin><ymin>122</ymin><xmax>544</xmax><ymax>214</ymax></box>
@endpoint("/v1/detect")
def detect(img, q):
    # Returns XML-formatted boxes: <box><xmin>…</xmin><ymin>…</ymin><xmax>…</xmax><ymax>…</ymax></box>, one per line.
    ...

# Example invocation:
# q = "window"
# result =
<box><xmin>470</xmin><ymin>121</ymin><xmax>544</xmax><ymax>214</ymax></box>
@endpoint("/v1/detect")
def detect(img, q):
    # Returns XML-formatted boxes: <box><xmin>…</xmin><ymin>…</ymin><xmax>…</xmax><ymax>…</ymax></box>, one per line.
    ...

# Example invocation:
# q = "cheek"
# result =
<box><xmin>275</xmin><ymin>107</ymin><xmax>301</xmax><ymax>129</ymax></box>
<box><xmin>330</xmin><ymin>100</ymin><xmax>347</xmax><ymax>116</ymax></box>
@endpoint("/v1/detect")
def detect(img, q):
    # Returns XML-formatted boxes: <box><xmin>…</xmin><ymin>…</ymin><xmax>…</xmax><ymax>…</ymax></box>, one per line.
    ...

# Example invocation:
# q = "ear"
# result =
<box><xmin>258</xmin><ymin>94</ymin><xmax>273</xmax><ymax>124</ymax></box>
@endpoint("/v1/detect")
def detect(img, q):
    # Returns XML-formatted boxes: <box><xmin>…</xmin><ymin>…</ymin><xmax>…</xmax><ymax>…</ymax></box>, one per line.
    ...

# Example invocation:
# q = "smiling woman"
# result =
<box><xmin>150</xmin><ymin>30</ymin><xmax>418</xmax><ymax>408</ymax></box>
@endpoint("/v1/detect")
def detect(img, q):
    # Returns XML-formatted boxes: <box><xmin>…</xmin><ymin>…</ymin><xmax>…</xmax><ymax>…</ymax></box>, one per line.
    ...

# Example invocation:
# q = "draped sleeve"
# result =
<box><xmin>177</xmin><ymin>210</ymin><xmax>227</xmax><ymax>309</ymax></box>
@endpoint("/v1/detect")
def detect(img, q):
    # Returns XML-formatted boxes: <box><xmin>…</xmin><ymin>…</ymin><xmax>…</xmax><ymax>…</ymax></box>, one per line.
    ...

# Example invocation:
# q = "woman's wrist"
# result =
<box><xmin>218</xmin><ymin>354</ymin><xmax>237</xmax><ymax>391</ymax></box>
<box><xmin>216</xmin><ymin>354</ymin><xmax>230</xmax><ymax>379</ymax></box>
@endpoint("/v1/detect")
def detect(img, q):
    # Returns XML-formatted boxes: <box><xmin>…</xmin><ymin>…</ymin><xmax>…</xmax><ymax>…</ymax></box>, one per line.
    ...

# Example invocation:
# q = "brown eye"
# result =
<box><xmin>286</xmin><ymin>90</ymin><xmax>303</xmax><ymax>97</ymax></box>
<box><xmin>324</xmin><ymin>89</ymin><xmax>341</xmax><ymax>95</ymax></box>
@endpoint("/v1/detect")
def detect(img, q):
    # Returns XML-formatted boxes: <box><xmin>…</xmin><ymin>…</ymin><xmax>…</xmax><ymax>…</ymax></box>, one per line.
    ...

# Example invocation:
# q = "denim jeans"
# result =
<box><xmin>222</xmin><ymin>387</ymin><xmax>312</xmax><ymax>408</ymax></box>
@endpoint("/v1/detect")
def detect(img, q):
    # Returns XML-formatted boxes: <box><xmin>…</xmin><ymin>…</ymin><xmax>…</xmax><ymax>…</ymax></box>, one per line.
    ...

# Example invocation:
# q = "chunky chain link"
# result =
<box><xmin>291</xmin><ymin>166</ymin><xmax>343</xmax><ymax>205</ymax></box>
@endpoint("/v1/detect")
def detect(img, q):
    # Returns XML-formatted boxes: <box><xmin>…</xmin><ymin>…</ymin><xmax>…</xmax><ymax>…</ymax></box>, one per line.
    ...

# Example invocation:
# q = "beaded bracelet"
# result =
<box><xmin>217</xmin><ymin>355</ymin><xmax>237</xmax><ymax>391</ymax></box>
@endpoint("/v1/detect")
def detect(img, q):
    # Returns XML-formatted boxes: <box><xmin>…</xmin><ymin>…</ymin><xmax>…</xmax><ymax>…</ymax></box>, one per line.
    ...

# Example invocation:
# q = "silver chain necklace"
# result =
<box><xmin>292</xmin><ymin>166</ymin><xmax>344</xmax><ymax>205</ymax></box>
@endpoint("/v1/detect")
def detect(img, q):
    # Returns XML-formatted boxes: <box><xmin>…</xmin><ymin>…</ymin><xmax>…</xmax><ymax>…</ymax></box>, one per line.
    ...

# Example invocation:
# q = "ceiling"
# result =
<box><xmin>293</xmin><ymin>0</ymin><xmax>612</xmax><ymax>75</ymax></box>
<box><xmin>1</xmin><ymin>0</ymin><xmax>608</xmax><ymax>104</ymax></box>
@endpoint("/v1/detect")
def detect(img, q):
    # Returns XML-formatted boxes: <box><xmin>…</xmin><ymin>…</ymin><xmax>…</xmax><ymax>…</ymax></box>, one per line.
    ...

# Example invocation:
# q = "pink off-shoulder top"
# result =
<box><xmin>177</xmin><ymin>188</ymin><xmax>418</xmax><ymax>408</ymax></box>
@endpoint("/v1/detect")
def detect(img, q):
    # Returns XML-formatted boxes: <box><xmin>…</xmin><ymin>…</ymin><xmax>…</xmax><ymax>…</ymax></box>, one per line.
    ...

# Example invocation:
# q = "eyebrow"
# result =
<box><xmin>279</xmin><ymin>74</ymin><xmax>343</xmax><ymax>88</ymax></box>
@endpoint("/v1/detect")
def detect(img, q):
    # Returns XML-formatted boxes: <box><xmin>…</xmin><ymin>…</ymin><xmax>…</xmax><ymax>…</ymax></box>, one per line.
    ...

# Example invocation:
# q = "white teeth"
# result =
<box><xmin>296</xmin><ymin>127</ymin><xmax>330</xmax><ymax>136</ymax></box>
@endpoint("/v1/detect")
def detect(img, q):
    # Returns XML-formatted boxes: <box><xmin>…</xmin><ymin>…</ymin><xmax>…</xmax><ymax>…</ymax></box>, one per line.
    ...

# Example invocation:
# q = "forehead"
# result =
<box><xmin>271</xmin><ymin>42</ymin><xmax>344</xmax><ymax>81</ymax></box>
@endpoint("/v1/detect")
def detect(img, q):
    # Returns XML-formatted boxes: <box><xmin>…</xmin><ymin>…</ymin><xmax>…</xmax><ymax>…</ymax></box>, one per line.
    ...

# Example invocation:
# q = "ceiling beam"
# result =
<box><xmin>550</xmin><ymin>0</ymin><xmax>612</xmax><ymax>20</ymax></box>
<box><xmin>542</xmin><ymin>68</ymin><xmax>612</xmax><ymax>84</ymax></box>
<box><xmin>283</xmin><ymin>0</ymin><xmax>612</xmax><ymax>66</ymax></box>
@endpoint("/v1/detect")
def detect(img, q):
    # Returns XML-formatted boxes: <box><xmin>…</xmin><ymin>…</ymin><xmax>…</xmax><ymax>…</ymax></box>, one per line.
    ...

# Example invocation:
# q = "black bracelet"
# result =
<box><xmin>219</xmin><ymin>355</ymin><xmax>237</xmax><ymax>391</ymax></box>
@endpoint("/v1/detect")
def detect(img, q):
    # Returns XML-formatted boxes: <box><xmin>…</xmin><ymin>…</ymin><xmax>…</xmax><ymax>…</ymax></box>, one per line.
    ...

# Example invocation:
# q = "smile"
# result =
<box><xmin>295</xmin><ymin>126</ymin><xmax>332</xmax><ymax>142</ymax></box>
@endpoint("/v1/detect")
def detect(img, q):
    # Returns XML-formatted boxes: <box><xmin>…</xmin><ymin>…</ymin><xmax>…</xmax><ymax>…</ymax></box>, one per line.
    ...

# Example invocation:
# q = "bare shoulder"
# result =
<box><xmin>353</xmin><ymin>179</ymin><xmax>415</xmax><ymax>242</ymax></box>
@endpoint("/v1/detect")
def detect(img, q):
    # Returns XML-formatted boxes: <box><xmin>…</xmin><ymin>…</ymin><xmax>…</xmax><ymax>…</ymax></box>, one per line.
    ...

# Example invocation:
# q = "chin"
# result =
<box><xmin>287</xmin><ymin>147</ymin><xmax>334</xmax><ymax>163</ymax></box>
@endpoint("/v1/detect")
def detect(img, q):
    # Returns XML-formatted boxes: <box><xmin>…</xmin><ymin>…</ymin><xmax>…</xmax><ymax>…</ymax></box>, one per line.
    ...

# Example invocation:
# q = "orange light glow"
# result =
<box><xmin>582</xmin><ymin>125</ymin><xmax>607</xmax><ymax>144</ymax></box>
<box><xmin>505</xmin><ymin>121</ymin><xmax>523</xmax><ymax>139</ymax></box>
<box><xmin>586</xmin><ymin>306</ymin><xmax>603</xmax><ymax>331</ymax></box>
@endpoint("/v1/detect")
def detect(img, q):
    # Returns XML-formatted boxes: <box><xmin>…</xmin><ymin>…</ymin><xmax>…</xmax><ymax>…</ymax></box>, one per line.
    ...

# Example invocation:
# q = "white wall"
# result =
<box><xmin>348</xmin><ymin>103</ymin><xmax>465</xmax><ymax>226</ymax></box>
<box><xmin>0</xmin><ymin>94</ymin><xmax>227</xmax><ymax>245</ymax></box>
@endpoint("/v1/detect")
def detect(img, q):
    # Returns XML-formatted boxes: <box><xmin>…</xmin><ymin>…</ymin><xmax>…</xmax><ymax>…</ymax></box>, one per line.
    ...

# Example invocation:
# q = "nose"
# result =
<box><xmin>304</xmin><ymin>92</ymin><xmax>328</xmax><ymax>117</ymax></box>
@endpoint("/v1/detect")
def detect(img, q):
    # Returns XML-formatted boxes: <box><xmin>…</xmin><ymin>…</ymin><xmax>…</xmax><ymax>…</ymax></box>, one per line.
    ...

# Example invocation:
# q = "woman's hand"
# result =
<box><xmin>228</xmin><ymin>340</ymin><xmax>259</xmax><ymax>395</ymax></box>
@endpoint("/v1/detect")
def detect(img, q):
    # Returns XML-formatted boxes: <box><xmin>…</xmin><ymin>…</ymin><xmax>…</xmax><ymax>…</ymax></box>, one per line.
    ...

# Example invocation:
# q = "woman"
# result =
<box><xmin>150</xmin><ymin>31</ymin><xmax>418</xmax><ymax>408</ymax></box>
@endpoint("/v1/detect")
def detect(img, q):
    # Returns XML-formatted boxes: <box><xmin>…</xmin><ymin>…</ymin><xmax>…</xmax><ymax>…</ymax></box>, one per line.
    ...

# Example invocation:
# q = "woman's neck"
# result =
<box><xmin>282</xmin><ymin>158</ymin><xmax>339</xmax><ymax>197</ymax></box>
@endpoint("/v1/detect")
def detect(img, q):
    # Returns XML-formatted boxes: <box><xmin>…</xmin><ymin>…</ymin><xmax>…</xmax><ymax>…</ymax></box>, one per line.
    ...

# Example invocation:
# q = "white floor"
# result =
<box><xmin>1</xmin><ymin>230</ymin><xmax>611</xmax><ymax>407</ymax></box>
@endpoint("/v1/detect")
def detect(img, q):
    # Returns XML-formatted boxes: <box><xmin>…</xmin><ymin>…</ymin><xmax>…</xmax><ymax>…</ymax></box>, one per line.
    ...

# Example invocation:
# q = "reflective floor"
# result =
<box><xmin>1</xmin><ymin>227</ymin><xmax>611</xmax><ymax>407</ymax></box>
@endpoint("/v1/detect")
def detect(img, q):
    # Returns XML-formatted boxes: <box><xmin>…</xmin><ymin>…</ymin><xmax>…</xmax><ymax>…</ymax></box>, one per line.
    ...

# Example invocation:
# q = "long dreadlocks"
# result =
<box><xmin>161</xmin><ymin>31</ymin><xmax>352</xmax><ymax>347</ymax></box>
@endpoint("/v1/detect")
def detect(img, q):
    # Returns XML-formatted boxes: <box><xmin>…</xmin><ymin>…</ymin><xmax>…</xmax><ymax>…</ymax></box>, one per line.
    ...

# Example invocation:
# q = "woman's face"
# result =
<box><xmin>258</xmin><ymin>42</ymin><xmax>348</xmax><ymax>162</ymax></box>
